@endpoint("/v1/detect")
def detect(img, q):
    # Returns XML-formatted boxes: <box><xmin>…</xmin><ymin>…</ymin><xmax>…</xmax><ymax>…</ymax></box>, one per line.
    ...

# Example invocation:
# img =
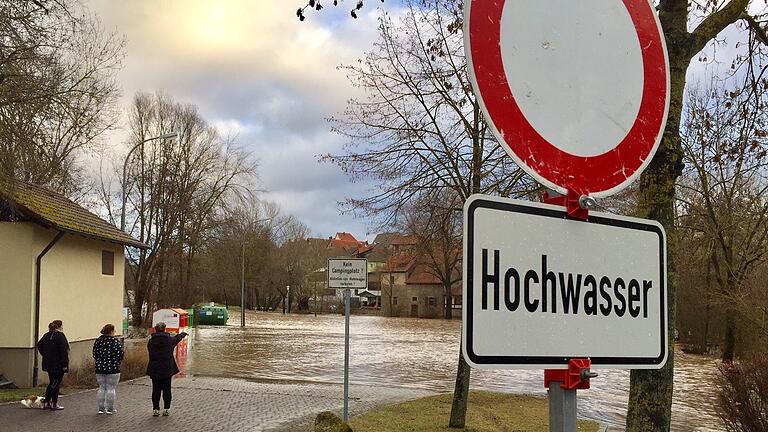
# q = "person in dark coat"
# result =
<box><xmin>146</xmin><ymin>322</ymin><xmax>187</xmax><ymax>417</ymax></box>
<box><xmin>93</xmin><ymin>324</ymin><xmax>124</xmax><ymax>414</ymax></box>
<box><xmin>37</xmin><ymin>320</ymin><xmax>69</xmax><ymax>410</ymax></box>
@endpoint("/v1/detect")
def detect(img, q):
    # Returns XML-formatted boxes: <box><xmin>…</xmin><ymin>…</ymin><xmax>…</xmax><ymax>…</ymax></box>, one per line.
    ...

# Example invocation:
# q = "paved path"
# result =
<box><xmin>0</xmin><ymin>376</ymin><xmax>434</xmax><ymax>432</ymax></box>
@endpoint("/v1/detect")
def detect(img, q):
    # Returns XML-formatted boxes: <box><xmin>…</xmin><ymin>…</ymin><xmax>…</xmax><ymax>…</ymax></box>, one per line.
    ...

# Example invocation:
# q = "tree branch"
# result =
<box><xmin>690</xmin><ymin>0</ymin><xmax>750</xmax><ymax>55</ymax></box>
<box><xmin>741</xmin><ymin>12</ymin><xmax>768</xmax><ymax>46</ymax></box>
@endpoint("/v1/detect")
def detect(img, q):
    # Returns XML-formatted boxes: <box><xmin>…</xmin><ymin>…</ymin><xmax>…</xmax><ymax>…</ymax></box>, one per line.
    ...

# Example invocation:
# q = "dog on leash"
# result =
<box><xmin>20</xmin><ymin>396</ymin><xmax>45</xmax><ymax>409</ymax></box>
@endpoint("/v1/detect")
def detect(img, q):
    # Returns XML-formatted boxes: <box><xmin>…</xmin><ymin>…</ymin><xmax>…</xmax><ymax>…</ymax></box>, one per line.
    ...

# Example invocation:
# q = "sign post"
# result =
<box><xmin>463</xmin><ymin>0</ymin><xmax>670</xmax><ymax>429</ymax></box>
<box><xmin>327</xmin><ymin>258</ymin><xmax>368</xmax><ymax>423</ymax></box>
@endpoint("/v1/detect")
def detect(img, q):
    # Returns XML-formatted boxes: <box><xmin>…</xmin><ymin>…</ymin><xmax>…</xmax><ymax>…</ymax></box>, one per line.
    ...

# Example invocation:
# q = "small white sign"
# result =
<box><xmin>328</xmin><ymin>259</ymin><xmax>368</xmax><ymax>289</ymax></box>
<box><xmin>463</xmin><ymin>195</ymin><xmax>668</xmax><ymax>369</ymax></box>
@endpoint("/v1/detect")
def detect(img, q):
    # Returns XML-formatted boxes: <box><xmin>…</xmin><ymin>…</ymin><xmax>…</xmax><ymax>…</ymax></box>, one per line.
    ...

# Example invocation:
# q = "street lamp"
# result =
<box><xmin>120</xmin><ymin>131</ymin><xmax>180</xmax><ymax>232</ymax></box>
<box><xmin>241</xmin><ymin>217</ymin><xmax>273</xmax><ymax>327</ymax></box>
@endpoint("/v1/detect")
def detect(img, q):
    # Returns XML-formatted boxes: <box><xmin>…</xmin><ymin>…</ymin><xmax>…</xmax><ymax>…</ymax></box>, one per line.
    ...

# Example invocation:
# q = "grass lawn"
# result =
<box><xmin>350</xmin><ymin>391</ymin><xmax>599</xmax><ymax>432</ymax></box>
<box><xmin>0</xmin><ymin>388</ymin><xmax>43</xmax><ymax>404</ymax></box>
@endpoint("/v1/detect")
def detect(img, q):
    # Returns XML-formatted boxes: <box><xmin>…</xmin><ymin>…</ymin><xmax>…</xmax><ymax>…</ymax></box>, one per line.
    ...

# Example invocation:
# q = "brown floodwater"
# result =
<box><xmin>187</xmin><ymin>311</ymin><xmax>722</xmax><ymax>431</ymax></box>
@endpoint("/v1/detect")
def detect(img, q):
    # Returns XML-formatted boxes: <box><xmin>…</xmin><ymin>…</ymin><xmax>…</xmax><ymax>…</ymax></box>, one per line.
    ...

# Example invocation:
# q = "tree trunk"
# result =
<box><xmin>449</xmin><ymin>345</ymin><xmax>471</xmax><ymax>428</ymax></box>
<box><xmin>130</xmin><ymin>290</ymin><xmax>145</xmax><ymax>327</ymax></box>
<box><xmin>450</xmin><ymin>104</ymin><xmax>483</xmax><ymax>427</ymax></box>
<box><xmin>625</xmin><ymin>57</ymin><xmax>686</xmax><ymax>432</ymax></box>
<box><xmin>444</xmin><ymin>294</ymin><xmax>453</xmax><ymax>319</ymax></box>
<box><xmin>722</xmin><ymin>314</ymin><xmax>737</xmax><ymax>362</ymax></box>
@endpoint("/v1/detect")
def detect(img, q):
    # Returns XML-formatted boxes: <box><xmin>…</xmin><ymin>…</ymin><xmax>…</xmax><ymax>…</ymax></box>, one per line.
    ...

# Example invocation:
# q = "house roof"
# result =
<box><xmin>373</xmin><ymin>232</ymin><xmax>400</xmax><ymax>248</ymax></box>
<box><xmin>380</xmin><ymin>252</ymin><xmax>413</xmax><ymax>272</ymax></box>
<box><xmin>391</xmin><ymin>234</ymin><xmax>418</xmax><ymax>246</ymax></box>
<box><xmin>405</xmin><ymin>263</ymin><xmax>443</xmax><ymax>285</ymax></box>
<box><xmin>352</xmin><ymin>242</ymin><xmax>376</xmax><ymax>257</ymax></box>
<box><xmin>0</xmin><ymin>179</ymin><xmax>147</xmax><ymax>249</ymax></box>
<box><xmin>330</xmin><ymin>231</ymin><xmax>358</xmax><ymax>246</ymax></box>
<box><xmin>363</xmin><ymin>243</ymin><xmax>391</xmax><ymax>262</ymax></box>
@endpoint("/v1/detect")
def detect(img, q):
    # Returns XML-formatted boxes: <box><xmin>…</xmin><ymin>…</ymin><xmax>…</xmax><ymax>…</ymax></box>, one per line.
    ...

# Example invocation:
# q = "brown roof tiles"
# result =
<box><xmin>0</xmin><ymin>179</ymin><xmax>147</xmax><ymax>249</ymax></box>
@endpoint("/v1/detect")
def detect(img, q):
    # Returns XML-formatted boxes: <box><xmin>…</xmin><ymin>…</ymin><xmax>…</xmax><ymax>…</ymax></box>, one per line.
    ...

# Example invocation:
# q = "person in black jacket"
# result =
<box><xmin>93</xmin><ymin>324</ymin><xmax>124</xmax><ymax>415</ymax></box>
<box><xmin>146</xmin><ymin>322</ymin><xmax>187</xmax><ymax>417</ymax></box>
<box><xmin>37</xmin><ymin>320</ymin><xmax>69</xmax><ymax>410</ymax></box>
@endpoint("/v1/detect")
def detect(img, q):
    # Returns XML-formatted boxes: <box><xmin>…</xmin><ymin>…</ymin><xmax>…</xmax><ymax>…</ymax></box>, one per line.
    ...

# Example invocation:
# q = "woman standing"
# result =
<box><xmin>93</xmin><ymin>324</ymin><xmax>124</xmax><ymax>415</ymax></box>
<box><xmin>37</xmin><ymin>320</ymin><xmax>69</xmax><ymax>410</ymax></box>
<box><xmin>146</xmin><ymin>322</ymin><xmax>187</xmax><ymax>417</ymax></box>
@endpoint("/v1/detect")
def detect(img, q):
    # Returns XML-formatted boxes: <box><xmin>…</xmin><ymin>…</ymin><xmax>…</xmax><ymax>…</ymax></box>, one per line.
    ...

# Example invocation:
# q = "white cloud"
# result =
<box><xmin>86</xmin><ymin>0</ymin><xmax>391</xmax><ymax>239</ymax></box>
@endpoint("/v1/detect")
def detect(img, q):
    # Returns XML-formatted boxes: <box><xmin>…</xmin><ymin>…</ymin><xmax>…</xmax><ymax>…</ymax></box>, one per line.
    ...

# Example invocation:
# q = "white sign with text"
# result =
<box><xmin>463</xmin><ymin>195</ymin><xmax>668</xmax><ymax>369</ymax></box>
<box><xmin>328</xmin><ymin>258</ymin><xmax>368</xmax><ymax>289</ymax></box>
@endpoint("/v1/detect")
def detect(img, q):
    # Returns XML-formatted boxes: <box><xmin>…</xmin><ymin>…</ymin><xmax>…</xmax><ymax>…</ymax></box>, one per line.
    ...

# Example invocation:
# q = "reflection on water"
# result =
<box><xmin>189</xmin><ymin>311</ymin><xmax>722</xmax><ymax>431</ymax></box>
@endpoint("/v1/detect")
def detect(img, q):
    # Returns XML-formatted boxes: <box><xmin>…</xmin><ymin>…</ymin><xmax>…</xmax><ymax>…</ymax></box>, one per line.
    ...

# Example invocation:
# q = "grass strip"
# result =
<box><xmin>350</xmin><ymin>391</ymin><xmax>599</xmax><ymax>432</ymax></box>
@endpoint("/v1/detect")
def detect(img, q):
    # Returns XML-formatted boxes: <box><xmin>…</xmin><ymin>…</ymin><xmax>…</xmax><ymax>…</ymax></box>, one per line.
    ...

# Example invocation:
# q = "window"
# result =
<box><xmin>393</xmin><ymin>297</ymin><xmax>398</xmax><ymax>305</ymax></box>
<box><xmin>428</xmin><ymin>297</ymin><xmax>436</xmax><ymax>306</ymax></box>
<box><xmin>101</xmin><ymin>250</ymin><xmax>114</xmax><ymax>275</ymax></box>
<box><xmin>411</xmin><ymin>296</ymin><xmax>418</xmax><ymax>303</ymax></box>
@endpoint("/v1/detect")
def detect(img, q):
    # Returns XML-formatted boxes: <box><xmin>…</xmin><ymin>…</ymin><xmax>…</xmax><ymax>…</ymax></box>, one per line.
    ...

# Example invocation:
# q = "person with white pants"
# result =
<box><xmin>92</xmin><ymin>324</ymin><xmax>124</xmax><ymax>415</ymax></box>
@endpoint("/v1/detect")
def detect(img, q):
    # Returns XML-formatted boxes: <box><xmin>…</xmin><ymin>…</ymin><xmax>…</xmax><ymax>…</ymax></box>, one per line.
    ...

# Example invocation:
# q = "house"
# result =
<box><xmin>378</xmin><ymin>234</ymin><xmax>462</xmax><ymax>319</ymax></box>
<box><xmin>0</xmin><ymin>180</ymin><xmax>146</xmax><ymax>387</ymax></box>
<box><xmin>380</xmin><ymin>255</ymin><xmax>446</xmax><ymax>318</ymax></box>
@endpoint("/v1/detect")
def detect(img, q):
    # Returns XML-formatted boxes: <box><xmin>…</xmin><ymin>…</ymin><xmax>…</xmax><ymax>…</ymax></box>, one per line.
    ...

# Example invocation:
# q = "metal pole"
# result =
<box><xmin>343</xmin><ymin>288</ymin><xmax>350</xmax><ymax>422</ymax></box>
<box><xmin>241</xmin><ymin>241</ymin><xmax>245</xmax><ymax>327</ymax></box>
<box><xmin>548</xmin><ymin>384</ymin><xmax>577</xmax><ymax>432</ymax></box>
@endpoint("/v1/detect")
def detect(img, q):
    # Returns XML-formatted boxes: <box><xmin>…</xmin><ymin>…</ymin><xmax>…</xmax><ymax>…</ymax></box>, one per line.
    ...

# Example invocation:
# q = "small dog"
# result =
<box><xmin>20</xmin><ymin>395</ymin><xmax>45</xmax><ymax>409</ymax></box>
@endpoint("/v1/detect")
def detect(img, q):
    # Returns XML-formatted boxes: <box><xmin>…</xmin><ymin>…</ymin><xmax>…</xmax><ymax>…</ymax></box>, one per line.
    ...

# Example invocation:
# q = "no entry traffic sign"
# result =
<box><xmin>462</xmin><ymin>195</ymin><xmax>668</xmax><ymax>369</ymax></box>
<box><xmin>465</xmin><ymin>0</ymin><xmax>670</xmax><ymax>197</ymax></box>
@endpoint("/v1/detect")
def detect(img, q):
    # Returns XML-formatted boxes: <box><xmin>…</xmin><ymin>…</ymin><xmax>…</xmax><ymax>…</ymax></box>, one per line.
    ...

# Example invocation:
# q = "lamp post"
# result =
<box><xmin>241</xmin><ymin>217</ymin><xmax>273</xmax><ymax>327</ymax></box>
<box><xmin>120</xmin><ymin>131</ymin><xmax>179</xmax><ymax>233</ymax></box>
<box><xmin>286</xmin><ymin>285</ymin><xmax>291</xmax><ymax>313</ymax></box>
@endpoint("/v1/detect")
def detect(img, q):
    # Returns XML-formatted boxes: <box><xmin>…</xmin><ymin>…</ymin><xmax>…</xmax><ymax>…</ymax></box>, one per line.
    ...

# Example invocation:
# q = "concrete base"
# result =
<box><xmin>0</xmin><ymin>338</ymin><xmax>96</xmax><ymax>388</ymax></box>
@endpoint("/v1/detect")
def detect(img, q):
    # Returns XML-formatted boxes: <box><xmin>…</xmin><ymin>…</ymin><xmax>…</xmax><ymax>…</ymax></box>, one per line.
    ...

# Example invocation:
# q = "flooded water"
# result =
<box><xmin>188</xmin><ymin>311</ymin><xmax>722</xmax><ymax>431</ymax></box>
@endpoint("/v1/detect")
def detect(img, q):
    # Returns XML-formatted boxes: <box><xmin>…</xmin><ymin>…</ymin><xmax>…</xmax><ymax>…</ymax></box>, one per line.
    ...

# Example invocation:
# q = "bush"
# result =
<box><xmin>62</xmin><ymin>345</ymin><xmax>148</xmax><ymax>389</ymax></box>
<box><xmin>717</xmin><ymin>356</ymin><xmax>768</xmax><ymax>432</ymax></box>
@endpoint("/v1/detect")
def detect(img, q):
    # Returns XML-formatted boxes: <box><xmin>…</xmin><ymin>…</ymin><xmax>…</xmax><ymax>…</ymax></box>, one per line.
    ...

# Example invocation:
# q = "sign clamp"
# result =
<box><xmin>544</xmin><ymin>358</ymin><xmax>598</xmax><ymax>431</ymax></box>
<box><xmin>542</xmin><ymin>189</ymin><xmax>595</xmax><ymax>221</ymax></box>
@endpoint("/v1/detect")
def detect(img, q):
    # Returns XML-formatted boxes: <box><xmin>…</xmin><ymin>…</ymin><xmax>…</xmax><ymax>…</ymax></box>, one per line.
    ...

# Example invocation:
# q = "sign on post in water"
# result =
<box><xmin>327</xmin><ymin>258</ymin><xmax>367</xmax><ymax>423</ymax></box>
<box><xmin>328</xmin><ymin>258</ymin><xmax>368</xmax><ymax>289</ymax></box>
<box><xmin>462</xmin><ymin>195</ymin><xmax>668</xmax><ymax>369</ymax></box>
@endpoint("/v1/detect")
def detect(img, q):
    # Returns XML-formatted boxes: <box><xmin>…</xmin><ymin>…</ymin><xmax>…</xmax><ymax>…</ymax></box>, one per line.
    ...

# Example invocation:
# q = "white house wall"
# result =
<box><xmin>35</xmin><ymin>226</ymin><xmax>124</xmax><ymax>348</ymax></box>
<box><xmin>0</xmin><ymin>223</ymin><xmax>35</xmax><ymax>348</ymax></box>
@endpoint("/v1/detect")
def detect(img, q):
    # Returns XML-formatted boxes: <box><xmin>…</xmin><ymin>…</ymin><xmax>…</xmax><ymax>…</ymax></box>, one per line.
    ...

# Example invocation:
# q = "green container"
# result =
<box><xmin>197</xmin><ymin>306</ymin><xmax>229</xmax><ymax>325</ymax></box>
<box><xmin>186</xmin><ymin>308</ymin><xmax>195</xmax><ymax>327</ymax></box>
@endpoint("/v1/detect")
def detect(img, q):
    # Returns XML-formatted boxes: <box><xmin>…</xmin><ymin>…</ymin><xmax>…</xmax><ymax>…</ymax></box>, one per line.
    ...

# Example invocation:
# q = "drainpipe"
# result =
<box><xmin>32</xmin><ymin>231</ymin><xmax>64</xmax><ymax>388</ymax></box>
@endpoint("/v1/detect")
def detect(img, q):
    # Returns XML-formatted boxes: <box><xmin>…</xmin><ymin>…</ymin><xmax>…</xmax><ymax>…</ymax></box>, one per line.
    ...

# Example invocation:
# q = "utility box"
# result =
<box><xmin>152</xmin><ymin>308</ymin><xmax>189</xmax><ymax>334</ymax></box>
<box><xmin>196</xmin><ymin>305</ymin><xmax>229</xmax><ymax>326</ymax></box>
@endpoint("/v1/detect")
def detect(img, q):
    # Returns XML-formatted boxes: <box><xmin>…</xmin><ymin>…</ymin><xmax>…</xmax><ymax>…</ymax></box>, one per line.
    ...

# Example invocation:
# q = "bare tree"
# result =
<box><xmin>678</xmin><ymin>80</ymin><xmax>768</xmax><ymax>361</ymax></box>
<box><xmin>626</xmin><ymin>3</ymin><xmax>768</xmax><ymax>428</ymax></box>
<box><xmin>0</xmin><ymin>0</ymin><xmax>124</xmax><ymax>195</ymax></box>
<box><xmin>112</xmin><ymin>92</ymin><xmax>256</xmax><ymax>325</ymax></box>
<box><xmin>323</xmin><ymin>2</ymin><xmax>535</xmax><ymax>425</ymax></box>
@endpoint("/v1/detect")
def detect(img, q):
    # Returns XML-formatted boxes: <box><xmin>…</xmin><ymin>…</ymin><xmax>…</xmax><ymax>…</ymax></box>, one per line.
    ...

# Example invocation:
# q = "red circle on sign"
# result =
<box><xmin>466</xmin><ymin>0</ymin><xmax>669</xmax><ymax>196</ymax></box>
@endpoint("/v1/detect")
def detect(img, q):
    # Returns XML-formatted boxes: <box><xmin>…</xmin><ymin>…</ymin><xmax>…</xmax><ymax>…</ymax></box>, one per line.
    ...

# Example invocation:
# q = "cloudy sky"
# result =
<box><xmin>83</xmin><ymin>1</ymin><xmax>759</xmax><ymax>241</ymax></box>
<box><xmin>87</xmin><ymin>1</ymin><xmax>401</xmax><ymax>241</ymax></box>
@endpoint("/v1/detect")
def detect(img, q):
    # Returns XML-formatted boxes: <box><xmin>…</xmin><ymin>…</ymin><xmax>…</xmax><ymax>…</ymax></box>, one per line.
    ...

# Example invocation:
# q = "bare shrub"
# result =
<box><xmin>62</xmin><ymin>345</ymin><xmax>148</xmax><ymax>389</ymax></box>
<box><xmin>717</xmin><ymin>356</ymin><xmax>768</xmax><ymax>432</ymax></box>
